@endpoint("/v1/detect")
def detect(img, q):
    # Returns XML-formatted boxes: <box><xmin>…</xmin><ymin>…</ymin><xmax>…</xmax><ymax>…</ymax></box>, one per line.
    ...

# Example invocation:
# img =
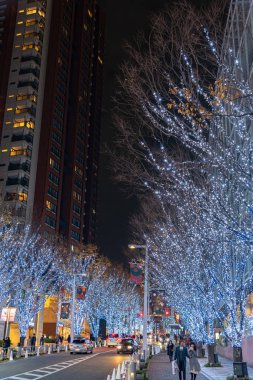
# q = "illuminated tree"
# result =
<box><xmin>114</xmin><ymin>0</ymin><xmax>253</xmax><ymax>364</ymax></box>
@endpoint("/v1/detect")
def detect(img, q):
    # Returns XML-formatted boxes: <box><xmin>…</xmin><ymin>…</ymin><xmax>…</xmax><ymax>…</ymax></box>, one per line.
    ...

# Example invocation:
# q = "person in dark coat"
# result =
<box><xmin>174</xmin><ymin>340</ymin><xmax>189</xmax><ymax>380</ymax></box>
<box><xmin>189</xmin><ymin>343</ymin><xmax>201</xmax><ymax>380</ymax></box>
<box><xmin>3</xmin><ymin>337</ymin><xmax>10</xmax><ymax>355</ymax></box>
<box><xmin>67</xmin><ymin>334</ymin><xmax>71</xmax><ymax>343</ymax></box>
<box><xmin>167</xmin><ymin>340</ymin><xmax>174</xmax><ymax>362</ymax></box>
<box><xmin>40</xmin><ymin>335</ymin><xmax>45</xmax><ymax>346</ymax></box>
<box><xmin>31</xmin><ymin>334</ymin><xmax>36</xmax><ymax>352</ymax></box>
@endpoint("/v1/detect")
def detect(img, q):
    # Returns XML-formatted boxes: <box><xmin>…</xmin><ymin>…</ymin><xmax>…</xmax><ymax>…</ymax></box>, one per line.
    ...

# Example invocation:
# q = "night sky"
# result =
<box><xmin>97</xmin><ymin>0</ymin><xmax>211</xmax><ymax>262</ymax></box>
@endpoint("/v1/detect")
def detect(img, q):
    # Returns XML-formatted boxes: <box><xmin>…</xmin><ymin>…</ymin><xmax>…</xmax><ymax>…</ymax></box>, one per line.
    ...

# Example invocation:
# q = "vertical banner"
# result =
<box><xmin>130</xmin><ymin>263</ymin><xmax>143</xmax><ymax>284</ymax></box>
<box><xmin>76</xmin><ymin>286</ymin><xmax>86</xmax><ymax>300</ymax></box>
<box><xmin>149</xmin><ymin>290</ymin><xmax>166</xmax><ymax>315</ymax></box>
<box><xmin>60</xmin><ymin>302</ymin><xmax>71</xmax><ymax>319</ymax></box>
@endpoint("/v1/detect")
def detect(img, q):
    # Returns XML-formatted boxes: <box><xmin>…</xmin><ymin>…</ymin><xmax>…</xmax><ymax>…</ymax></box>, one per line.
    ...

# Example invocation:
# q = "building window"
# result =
<box><xmin>49</xmin><ymin>158</ymin><xmax>60</xmax><ymax>172</ymax></box>
<box><xmin>51</xmin><ymin>145</ymin><xmax>61</xmax><ymax>158</ymax></box>
<box><xmin>74</xmin><ymin>165</ymin><xmax>83</xmax><ymax>177</ymax></box>
<box><xmin>72</xmin><ymin>217</ymin><xmax>80</xmax><ymax>228</ymax></box>
<box><xmin>73</xmin><ymin>191</ymin><xmax>81</xmax><ymax>202</ymax></box>
<box><xmin>10</xmin><ymin>146</ymin><xmax>31</xmax><ymax>157</ymax></box>
<box><xmin>48</xmin><ymin>187</ymin><xmax>58</xmax><ymax>199</ymax></box>
<box><xmin>45</xmin><ymin>215</ymin><xmax>56</xmax><ymax>228</ymax></box>
<box><xmin>13</xmin><ymin>120</ymin><xmax>35</xmax><ymax>129</ymax></box>
<box><xmin>49</xmin><ymin>172</ymin><xmax>59</xmax><ymax>185</ymax></box>
<box><xmin>52</xmin><ymin>131</ymin><xmax>62</xmax><ymax>144</ymax></box>
<box><xmin>71</xmin><ymin>230</ymin><xmax>80</xmax><ymax>241</ymax></box>
<box><xmin>46</xmin><ymin>200</ymin><xmax>57</xmax><ymax>213</ymax></box>
<box><xmin>19</xmin><ymin>192</ymin><xmax>27</xmax><ymax>202</ymax></box>
<box><xmin>73</xmin><ymin>203</ymin><xmax>81</xmax><ymax>215</ymax></box>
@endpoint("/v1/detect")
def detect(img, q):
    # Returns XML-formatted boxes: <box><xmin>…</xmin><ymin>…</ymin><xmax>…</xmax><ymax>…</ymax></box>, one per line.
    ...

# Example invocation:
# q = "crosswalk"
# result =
<box><xmin>0</xmin><ymin>353</ymin><xmax>100</xmax><ymax>380</ymax></box>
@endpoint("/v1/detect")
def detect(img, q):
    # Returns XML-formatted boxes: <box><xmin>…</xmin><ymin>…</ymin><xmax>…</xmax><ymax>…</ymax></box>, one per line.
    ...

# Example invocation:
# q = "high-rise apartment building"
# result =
<box><xmin>0</xmin><ymin>0</ymin><xmax>104</xmax><ymax>246</ymax></box>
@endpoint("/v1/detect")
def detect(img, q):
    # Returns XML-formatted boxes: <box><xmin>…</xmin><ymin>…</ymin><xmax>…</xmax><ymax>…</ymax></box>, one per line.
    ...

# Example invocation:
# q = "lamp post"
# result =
<box><xmin>129</xmin><ymin>244</ymin><xmax>148</xmax><ymax>361</ymax></box>
<box><xmin>70</xmin><ymin>273</ymin><xmax>86</xmax><ymax>343</ymax></box>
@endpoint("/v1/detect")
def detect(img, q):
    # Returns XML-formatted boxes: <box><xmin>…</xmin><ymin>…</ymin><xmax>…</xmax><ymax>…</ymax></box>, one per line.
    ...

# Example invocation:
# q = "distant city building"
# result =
<box><xmin>0</xmin><ymin>0</ymin><xmax>104</xmax><ymax>246</ymax></box>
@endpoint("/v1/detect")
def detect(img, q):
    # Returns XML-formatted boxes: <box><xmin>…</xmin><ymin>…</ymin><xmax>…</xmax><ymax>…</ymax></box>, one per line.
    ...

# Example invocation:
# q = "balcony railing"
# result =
<box><xmin>8</xmin><ymin>162</ymin><xmax>30</xmax><ymax>173</ymax></box>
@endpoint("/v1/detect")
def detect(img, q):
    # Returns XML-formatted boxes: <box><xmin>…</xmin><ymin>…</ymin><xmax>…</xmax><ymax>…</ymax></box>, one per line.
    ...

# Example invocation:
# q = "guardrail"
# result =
<box><xmin>0</xmin><ymin>344</ymin><xmax>68</xmax><ymax>361</ymax></box>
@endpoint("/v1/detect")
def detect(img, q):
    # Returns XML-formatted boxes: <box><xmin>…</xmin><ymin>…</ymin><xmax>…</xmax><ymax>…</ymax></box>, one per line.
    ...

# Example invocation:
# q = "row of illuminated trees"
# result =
<box><xmin>113</xmin><ymin>0</ymin><xmax>253</xmax><ymax>366</ymax></box>
<box><xmin>0</xmin><ymin>216</ymin><xmax>141</xmax><ymax>345</ymax></box>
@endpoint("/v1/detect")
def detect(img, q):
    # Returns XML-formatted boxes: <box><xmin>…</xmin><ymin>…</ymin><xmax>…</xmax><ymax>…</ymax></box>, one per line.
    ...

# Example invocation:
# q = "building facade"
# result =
<box><xmin>0</xmin><ymin>0</ymin><xmax>104</xmax><ymax>246</ymax></box>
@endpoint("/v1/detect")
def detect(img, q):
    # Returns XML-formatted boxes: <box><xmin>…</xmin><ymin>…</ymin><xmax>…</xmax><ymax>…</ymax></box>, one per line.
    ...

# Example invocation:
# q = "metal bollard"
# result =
<box><xmin>48</xmin><ymin>345</ymin><xmax>51</xmax><ymax>355</ymax></box>
<box><xmin>25</xmin><ymin>349</ymin><xmax>28</xmax><ymax>359</ymax></box>
<box><xmin>9</xmin><ymin>349</ymin><xmax>14</xmax><ymax>361</ymax></box>
<box><xmin>127</xmin><ymin>362</ymin><xmax>136</xmax><ymax>380</ymax></box>
<box><xmin>65</xmin><ymin>345</ymin><xmax>68</xmax><ymax>352</ymax></box>
<box><xmin>37</xmin><ymin>346</ymin><xmax>40</xmax><ymax>356</ymax></box>
<box><xmin>57</xmin><ymin>345</ymin><xmax>60</xmax><ymax>353</ymax></box>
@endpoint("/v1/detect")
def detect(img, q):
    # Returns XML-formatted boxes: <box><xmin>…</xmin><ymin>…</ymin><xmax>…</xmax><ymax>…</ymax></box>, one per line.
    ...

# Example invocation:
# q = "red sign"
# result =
<box><xmin>130</xmin><ymin>263</ymin><xmax>143</xmax><ymax>285</ymax></box>
<box><xmin>76</xmin><ymin>286</ymin><xmax>86</xmax><ymax>300</ymax></box>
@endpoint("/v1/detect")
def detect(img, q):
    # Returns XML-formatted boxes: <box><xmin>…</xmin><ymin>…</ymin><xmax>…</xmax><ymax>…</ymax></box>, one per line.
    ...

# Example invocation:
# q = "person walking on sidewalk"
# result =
<box><xmin>188</xmin><ymin>343</ymin><xmax>201</xmax><ymax>380</ymax></box>
<box><xmin>167</xmin><ymin>340</ymin><xmax>174</xmax><ymax>362</ymax></box>
<box><xmin>174</xmin><ymin>340</ymin><xmax>189</xmax><ymax>380</ymax></box>
<box><xmin>31</xmin><ymin>334</ymin><xmax>36</xmax><ymax>352</ymax></box>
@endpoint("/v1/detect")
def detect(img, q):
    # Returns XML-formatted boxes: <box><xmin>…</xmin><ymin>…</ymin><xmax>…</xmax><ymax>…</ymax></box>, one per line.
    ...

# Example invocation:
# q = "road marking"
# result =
<box><xmin>0</xmin><ymin>353</ymin><xmax>100</xmax><ymax>379</ymax></box>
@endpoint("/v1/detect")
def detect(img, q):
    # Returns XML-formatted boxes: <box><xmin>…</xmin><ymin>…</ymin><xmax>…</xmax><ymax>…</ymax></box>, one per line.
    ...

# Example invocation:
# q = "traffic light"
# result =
<box><xmin>138</xmin><ymin>311</ymin><xmax>143</xmax><ymax>318</ymax></box>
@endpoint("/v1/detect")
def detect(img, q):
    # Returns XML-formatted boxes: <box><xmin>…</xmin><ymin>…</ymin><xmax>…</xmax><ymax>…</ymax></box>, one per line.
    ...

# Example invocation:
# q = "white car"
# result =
<box><xmin>107</xmin><ymin>337</ymin><xmax>119</xmax><ymax>347</ymax></box>
<box><xmin>70</xmin><ymin>338</ymin><xmax>93</xmax><ymax>354</ymax></box>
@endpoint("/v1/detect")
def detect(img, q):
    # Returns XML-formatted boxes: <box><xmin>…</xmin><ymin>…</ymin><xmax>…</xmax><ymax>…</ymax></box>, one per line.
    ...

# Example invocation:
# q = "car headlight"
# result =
<box><xmin>127</xmin><ymin>345</ymin><xmax>132</xmax><ymax>349</ymax></box>
<box><xmin>117</xmin><ymin>345</ymin><xmax>122</xmax><ymax>349</ymax></box>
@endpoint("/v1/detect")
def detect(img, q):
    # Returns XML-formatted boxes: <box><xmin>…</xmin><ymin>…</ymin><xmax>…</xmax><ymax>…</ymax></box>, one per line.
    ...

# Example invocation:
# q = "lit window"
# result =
<box><xmin>6</xmin><ymin>108</ymin><xmax>13</xmax><ymax>112</ymax></box>
<box><xmin>19</xmin><ymin>192</ymin><xmax>27</xmax><ymax>202</ymax></box>
<box><xmin>16</xmin><ymin>33</ymin><xmax>22</xmax><ymax>37</ymax></box>
<box><xmin>26</xmin><ymin>19</ymin><xmax>36</xmax><ymax>27</ymax></box>
<box><xmin>5</xmin><ymin>121</ymin><xmax>11</xmax><ymax>125</ymax></box>
<box><xmin>83</xmin><ymin>24</ymin><xmax>88</xmax><ymax>31</ymax></box>
<box><xmin>38</xmin><ymin>9</ymin><xmax>45</xmax><ymax>17</ymax></box>
<box><xmin>88</xmin><ymin>9</ymin><xmax>92</xmax><ymax>17</ymax></box>
<box><xmin>1</xmin><ymin>149</ymin><xmax>8</xmax><ymax>153</ymax></box>
<box><xmin>19</xmin><ymin>9</ymin><xmax>25</xmax><ymax>13</ymax></box>
<box><xmin>15</xmin><ymin>45</ymin><xmax>21</xmax><ymax>48</ymax></box>
<box><xmin>17</xmin><ymin>21</ymin><xmax>24</xmax><ymax>25</ymax></box>
<box><xmin>8</xmin><ymin>95</ymin><xmax>15</xmax><ymax>98</ymax></box>
<box><xmin>26</xmin><ymin>7</ymin><xmax>37</xmax><ymax>15</ymax></box>
<box><xmin>98</xmin><ymin>56</ymin><xmax>103</xmax><ymax>65</ymax></box>
<box><xmin>46</xmin><ymin>200</ymin><xmax>57</xmax><ymax>213</ymax></box>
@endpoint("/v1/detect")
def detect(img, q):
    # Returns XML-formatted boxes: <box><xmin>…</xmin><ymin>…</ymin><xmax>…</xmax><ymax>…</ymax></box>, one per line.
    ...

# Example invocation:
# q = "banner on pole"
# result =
<box><xmin>149</xmin><ymin>290</ymin><xmax>166</xmax><ymax>316</ymax></box>
<box><xmin>60</xmin><ymin>302</ymin><xmax>70</xmax><ymax>319</ymax></box>
<box><xmin>130</xmin><ymin>262</ymin><xmax>143</xmax><ymax>284</ymax></box>
<box><xmin>76</xmin><ymin>286</ymin><xmax>86</xmax><ymax>300</ymax></box>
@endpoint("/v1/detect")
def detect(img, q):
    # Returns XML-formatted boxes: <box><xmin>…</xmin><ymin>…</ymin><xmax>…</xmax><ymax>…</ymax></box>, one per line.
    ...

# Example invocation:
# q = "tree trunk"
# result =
<box><xmin>20</xmin><ymin>336</ymin><xmax>25</xmax><ymax>347</ymax></box>
<box><xmin>233</xmin><ymin>346</ymin><xmax>242</xmax><ymax>362</ymax></box>
<box><xmin>196</xmin><ymin>342</ymin><xmax>203</xmax><ymax>357</ymax></box>
<box><xmin>207</xmin><ymin>343</ymin><xmax>215</xmax><ymax>365</ymax></box>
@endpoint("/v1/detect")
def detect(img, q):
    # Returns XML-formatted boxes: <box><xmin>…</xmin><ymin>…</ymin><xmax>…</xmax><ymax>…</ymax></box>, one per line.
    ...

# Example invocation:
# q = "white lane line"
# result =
<box><xmin>0</xmin><ymin>353</ymin><xmax>100</xmax><ymax>380</ymax></box>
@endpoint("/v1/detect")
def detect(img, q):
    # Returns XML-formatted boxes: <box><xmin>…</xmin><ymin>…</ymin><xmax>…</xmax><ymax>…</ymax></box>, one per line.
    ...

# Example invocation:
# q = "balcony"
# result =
<box><xmin>15</xmin><ymin>105</ymin><xmax>36</xmax><ymax>117</ymax></box>
<box><xmin>21</xmin><ymin>54</ymin><xmax>41</xmax><ymax>65</ymax></box>
<box><xmin>17</xmin><ymin>80</ymin><xmax>39</xmax><ymax>91</ymax></box>
<box><xmin>19</xmin><ymin>67</ymin><xmax>40</xmax><ymax>79</ymax></box>
<box><xmin>6</xmin><ymin>176</ymin><xmax>29</xmax><ymax>187</ymax></box>
<box><xmin>11</xmin><ymin>133</ymin><xmax>33</xmax><ymax>144</ymax></box>
<box><xmin>8</xmin><ymin>161</ymin><xmax>30</xmax><ymax>173</ymax></box>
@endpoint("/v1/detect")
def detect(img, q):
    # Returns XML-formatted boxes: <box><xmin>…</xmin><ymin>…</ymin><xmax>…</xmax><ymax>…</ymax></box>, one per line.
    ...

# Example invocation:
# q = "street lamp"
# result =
<box><xmin>128</xmin><ymin>243</ymin><xmax>148</xmax><ymax>361</ymax></box>
<box><xmin>70</xmin><ymin>273</ymin><xmax>86</xmax><ymax>343</ymax></box>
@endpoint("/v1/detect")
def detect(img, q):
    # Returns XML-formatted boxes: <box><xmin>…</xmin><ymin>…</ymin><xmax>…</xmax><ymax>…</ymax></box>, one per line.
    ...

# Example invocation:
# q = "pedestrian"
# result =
<box><xmin>60</xmin><ymin>335</ymin><xmax>63</xmax><ymax>344</ymax></box>
<box><xmin>3</xmin><ymin>336</ymin><xmax>10</xmax><ymax>355</ymax></box>
<box><xmin>189</xmin><ymin>343</ymin><xmax>201</xmax><ymax>380</ymax></box>
<box><xmin>174</xmin><ymin>340</ymin><xmax>189</xmax><ymax>380</ymax></box>
<box><xmin>40</xmin><ymin>335</ymin><xmax>45</xmax><ymax>346</ymax></box>
<box><xmin>31</xmin><ymin>334</ymin><xmax>36</xmax><ymax>352</ymax></box>
<box><xmin>55</xmin><ymin>335</ymin><xmax>60</xmax><ymax>348</ymax></box>
<box><xmin>167</xmin><ymin>340</ymin><xmax>174</xmax><ymax>362</ymax></box>
<box><xmin>67</xmin><ymin>334</ymin><xmax>71</xmax><ymax>344</ymax></box>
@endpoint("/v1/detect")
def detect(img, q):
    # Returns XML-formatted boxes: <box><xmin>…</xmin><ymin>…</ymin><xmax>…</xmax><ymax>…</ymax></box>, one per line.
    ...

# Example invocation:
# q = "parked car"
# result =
<box><xmin>117</xmin><ymin>338</ymin><xmax>139</xmax><ymax>354</ymax></box>
<box><xmin>70</xmin><ymin>338</ymin><xmax>93</xmax><ymax>354</ymax></box>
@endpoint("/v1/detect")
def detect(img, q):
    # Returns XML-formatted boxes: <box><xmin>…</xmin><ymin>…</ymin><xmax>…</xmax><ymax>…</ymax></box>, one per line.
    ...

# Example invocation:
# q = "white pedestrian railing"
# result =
<box><xmin>0</xmin><ymin>344</ymin><xmax>68</xmax><ymax>361</ymax></box>
<box><xmin>106</xmin><ymin>344</ymin><xmax>161</xmax><ymax>379</ymax></box>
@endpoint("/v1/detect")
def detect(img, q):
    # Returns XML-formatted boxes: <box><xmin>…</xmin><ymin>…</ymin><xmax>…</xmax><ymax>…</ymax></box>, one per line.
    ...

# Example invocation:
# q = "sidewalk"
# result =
<box><xmin>148</xmin><ymin>353</ymin><xmax>207</xmax><ymax>380</ymax></box>
<box><xmin>148</xmin><ymin>353</ymin><xmax>253</xmax><ymax>380</ymax></box>
<box><xmin>199</xmin><ymin>356</ymin><xmax>253</xmax><ymax>380</ymax></box>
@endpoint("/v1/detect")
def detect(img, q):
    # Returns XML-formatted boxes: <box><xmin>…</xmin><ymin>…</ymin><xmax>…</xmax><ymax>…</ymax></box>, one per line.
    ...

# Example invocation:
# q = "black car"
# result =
<box><xmin>117</xmin><ymin>338</ymin><xmax>138</xmax><ymax>354</ymax></box>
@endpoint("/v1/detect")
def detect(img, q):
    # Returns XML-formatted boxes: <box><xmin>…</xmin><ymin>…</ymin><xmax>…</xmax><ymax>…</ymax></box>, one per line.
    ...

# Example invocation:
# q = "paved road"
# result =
<box><xmin>0</xmin><ymin>348</ymin><xmax>126</xmax><ymax>380</ymax></box>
